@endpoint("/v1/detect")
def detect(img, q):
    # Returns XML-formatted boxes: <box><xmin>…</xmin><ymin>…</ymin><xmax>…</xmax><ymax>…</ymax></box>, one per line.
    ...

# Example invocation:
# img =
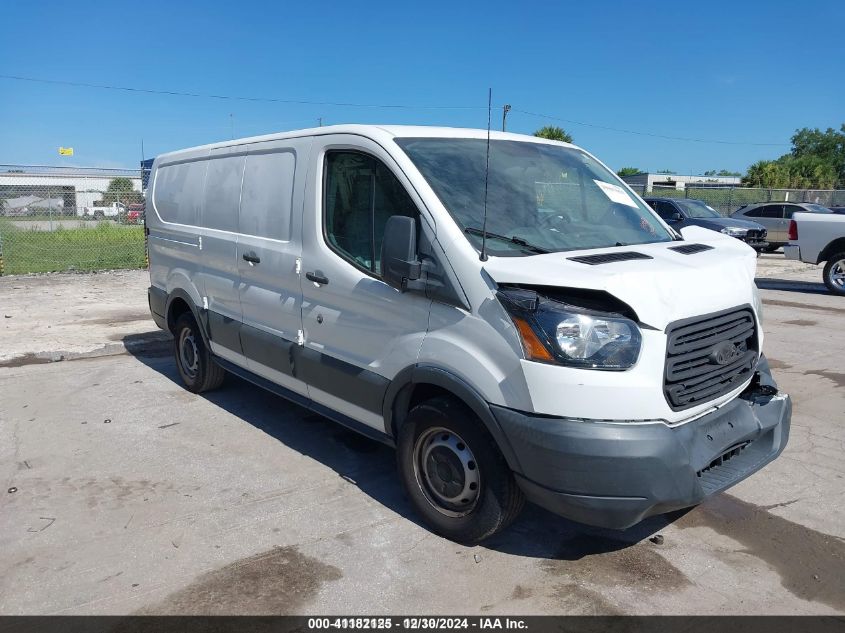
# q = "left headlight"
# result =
<box><xmin>721</xmin><ymin>226</ymin><xmax>747</xmax><ymax>237</ymax></box>
<box><xmin>498</xmin><ymin>289</ymin><xmax>642</xmax><ymax>370</ymax></box>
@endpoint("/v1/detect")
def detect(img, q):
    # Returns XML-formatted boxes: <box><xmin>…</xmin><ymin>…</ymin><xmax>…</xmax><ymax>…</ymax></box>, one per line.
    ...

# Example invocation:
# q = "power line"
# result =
<box><xmin>1</xmin><ymin>73</ymin><xmax>791</xmax><ymax>146</ymax></box>
<box><xmin>511</xmin><ymin>108</ymin><xmax>789</xmax><ymax>146</ymax></box>
<box><xmin>0</xmin><ymin>74</ymin><xmax>485</xmax><ymax>110</ymax></box>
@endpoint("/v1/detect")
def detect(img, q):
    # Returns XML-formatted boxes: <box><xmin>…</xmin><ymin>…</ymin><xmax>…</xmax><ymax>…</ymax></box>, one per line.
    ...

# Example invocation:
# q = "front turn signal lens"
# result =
<box><xmin>512</xmin><ymin>316</ymin><xmax>555</xmax><ymax>363</ymax></box>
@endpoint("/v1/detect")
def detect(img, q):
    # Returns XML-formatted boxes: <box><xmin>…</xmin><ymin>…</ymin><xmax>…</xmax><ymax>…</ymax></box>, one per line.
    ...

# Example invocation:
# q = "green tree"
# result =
<box><xmin>99</xmin><ymin>177</ymin><xmax>143</xmax><ymax>206</ymax></box>
<box><xmin>743</xmin><ymin>124</ymin><xmax>845</xmax><ymax>188</ymax></box>
<box><xmin>616</xmin><ymin>167</ymin><xmax>641</xmax><ymax>178</ymax></box>
<box><xmin>533</xmin><ymin>126</ymin><xmax>573</xmax><ymax>143</ymax></box>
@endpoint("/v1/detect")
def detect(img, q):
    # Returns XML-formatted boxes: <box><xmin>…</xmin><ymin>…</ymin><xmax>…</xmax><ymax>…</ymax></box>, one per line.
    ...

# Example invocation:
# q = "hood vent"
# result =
<box><xmin>669</xmin><ymin>243</ymin><xmax>714</xmax><ymax>255</ymax></box>
<box><xmin>568</xmin><ymin>251</ymin><xmax>653</xmax><ymax>265</ymax></box>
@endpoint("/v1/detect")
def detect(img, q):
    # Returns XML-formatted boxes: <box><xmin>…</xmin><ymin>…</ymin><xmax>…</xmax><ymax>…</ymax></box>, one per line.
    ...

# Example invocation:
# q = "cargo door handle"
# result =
<box><xmin>306</xmin><ymin>271</ymin><xmax>329</xmax><ymax>285</ymax></box>
<box><xmin>242</xmin><ymin>252</ymin><xmax>261</xmax><ymax>264</ymax></box>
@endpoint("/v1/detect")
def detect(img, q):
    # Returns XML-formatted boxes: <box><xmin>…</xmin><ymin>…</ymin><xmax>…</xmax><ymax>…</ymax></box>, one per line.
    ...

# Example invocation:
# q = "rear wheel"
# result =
<box><xmin>174</xmin><ymin>312</ymin><xmax>225</xmax><ymax>393</ymax></box>
<box><xmin>823</xmin><ymin>253</ymin><xmax>845</xmax><ymax>296</ymax></box>
<box><xmin>397</xmin><ymin>396</ymin><xmax>524</xmax><ymax>543</ymax></box>
<box><xmin>762</xmin><ymin>244</ymin><xmax>781</xmax><ymax>253</ymax></box>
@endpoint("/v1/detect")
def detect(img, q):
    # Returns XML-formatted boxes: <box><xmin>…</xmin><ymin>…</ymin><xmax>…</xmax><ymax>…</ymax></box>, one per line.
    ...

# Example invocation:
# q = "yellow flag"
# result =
<box><xmin>59</xmin><ymin>147</ymin><xmax>74</xmax><ymax>156</ymax></box>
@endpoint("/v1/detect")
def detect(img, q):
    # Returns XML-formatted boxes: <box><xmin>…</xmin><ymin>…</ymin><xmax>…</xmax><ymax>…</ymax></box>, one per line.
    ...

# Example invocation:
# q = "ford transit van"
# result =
<box><xmin>146</xmin><ymin>125</ymin><xmax>791</xmax><ymax>543</ymax></box>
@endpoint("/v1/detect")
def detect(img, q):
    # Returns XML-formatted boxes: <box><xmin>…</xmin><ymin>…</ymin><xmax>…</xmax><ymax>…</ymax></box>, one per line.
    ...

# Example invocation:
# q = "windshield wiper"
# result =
<box><xmin>464</xmin><ymin>227</ymin><xmax>549</xmax><ymax>254</ymax></box>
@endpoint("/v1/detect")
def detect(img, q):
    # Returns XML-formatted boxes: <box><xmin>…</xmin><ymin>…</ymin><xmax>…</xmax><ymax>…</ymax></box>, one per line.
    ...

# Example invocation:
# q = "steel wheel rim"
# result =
<box><xmin>830</xmin><ymin>259</ymin><xmax>845</xmax><ymax>288</ymax></box>
<box><xmin>412</xmin><ymin>426</ymin><xmax>480</xmax><ymax>517</ymax></box>
<box><xmin>178</xmin><ymin>328</ymin><xmax>199</xmax><ymax>378</ymax></box>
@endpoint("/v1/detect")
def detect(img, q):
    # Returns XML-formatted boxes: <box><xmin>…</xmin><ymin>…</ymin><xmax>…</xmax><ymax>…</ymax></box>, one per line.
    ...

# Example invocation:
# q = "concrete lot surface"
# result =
<box><xmin>1</xmin><ymin>255</ymin><xmax>843</xmax><ymax>615</ymax></box>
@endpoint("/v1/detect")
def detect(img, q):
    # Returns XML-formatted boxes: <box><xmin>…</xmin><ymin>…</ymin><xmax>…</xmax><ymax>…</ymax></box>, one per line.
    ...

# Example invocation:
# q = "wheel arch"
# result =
<box><xmin>383</xmin><ymin>365</ymin><xmax>523</xmax><ymax>474</ymax></box>
<box><xmin>818</xmin><ymin>237</ymin><xmax>845</xmax><ymax>264</ymax></box>
<box><xmin>165</xmin><ymin>288</ymin><xmax>210</xmax><ymax>345</ymax></box>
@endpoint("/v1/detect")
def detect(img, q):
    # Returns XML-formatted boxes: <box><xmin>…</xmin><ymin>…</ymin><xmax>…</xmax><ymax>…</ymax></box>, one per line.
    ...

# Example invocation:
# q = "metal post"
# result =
<box><xmin>502</xmin><ymin>104</ymin><xmax>511</xmax><ymax>132</ymax></box>
<box><xmin>48</xmin><ymin>185</ymin><xmax>53</xmax><ymax>231</ymax></box>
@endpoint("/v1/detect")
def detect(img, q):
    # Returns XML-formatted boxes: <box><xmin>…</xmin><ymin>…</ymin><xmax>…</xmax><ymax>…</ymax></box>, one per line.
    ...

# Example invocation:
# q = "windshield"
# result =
<box><xmin>395</xmin><ymin>138</ymin><xmax>672</xmax><ymax>256</ymax></box>
<box><xmin>676</xmin><ymin>199</ymin><xmax>721</xmax><ymax>219</ymax></box>
<box><xmin>805</xmin><ymin>204</ymin><xmax>833</xmax><ymax>214</ymax></box>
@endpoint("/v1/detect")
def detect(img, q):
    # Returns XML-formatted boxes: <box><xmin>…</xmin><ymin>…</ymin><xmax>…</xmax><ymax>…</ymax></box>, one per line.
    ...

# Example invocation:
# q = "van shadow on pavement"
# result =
<box><xmin>127</xmin><ymin>344</ymin><xmax>676</xmax><ymax>560</ymax></box>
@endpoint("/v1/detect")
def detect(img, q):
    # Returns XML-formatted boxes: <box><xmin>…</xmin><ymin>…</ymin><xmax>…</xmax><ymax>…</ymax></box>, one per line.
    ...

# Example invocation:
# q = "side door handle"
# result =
<box><xmin>242</xmin><ymin>252</ymin><xmax>261</xmax><ymax>264</ymax></box>
<box><xmin>305</xmin><ymin>271</ymin><xmax>329</xmax><ymax>285</ymax></box>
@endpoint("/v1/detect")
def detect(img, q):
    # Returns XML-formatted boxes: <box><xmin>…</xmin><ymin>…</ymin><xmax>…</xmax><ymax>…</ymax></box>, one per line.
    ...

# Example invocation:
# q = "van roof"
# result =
<box><xmin>154</xmin><ymin>124</ymin><xmax>580</xmax><ymax>161</ymax></box>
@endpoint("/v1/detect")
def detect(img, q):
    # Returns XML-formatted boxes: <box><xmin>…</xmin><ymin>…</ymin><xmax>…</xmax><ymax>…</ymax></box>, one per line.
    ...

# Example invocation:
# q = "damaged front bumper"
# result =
<box><xmin>491</xmin><ymin>356</ymin><xmax>791</xmax><ymax>529</ymax></box>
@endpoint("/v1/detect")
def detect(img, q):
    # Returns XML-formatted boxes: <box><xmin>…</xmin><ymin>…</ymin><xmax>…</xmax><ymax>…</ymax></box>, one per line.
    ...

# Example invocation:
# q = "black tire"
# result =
<box><xmin>397</xmin><ymin>396</ymin><xmax>524</xmax><ymax>544</ymax></box>
<box><xmin>762</xmin><ymin>244</ymin><xmax>781</xmax><ymax>253</ymax></box>
<box><xmin>823</xmin><ymin>252</ymin><xmax>845</xmax><ymax>296</ymax></box>
<box><xmin>173</xmin><ymin>312</ymin><xmax>225</xmax><ymax>393</ymax></box>
<box><xmin>94</xmin><ymin>210</ymin><xmax>104</xmax><ymax>220</ymax></box>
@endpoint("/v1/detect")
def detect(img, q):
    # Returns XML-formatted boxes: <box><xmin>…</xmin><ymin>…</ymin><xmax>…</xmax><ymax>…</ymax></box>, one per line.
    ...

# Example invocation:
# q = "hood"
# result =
<box><xmin>482</xmin><ymin>226</ymin><xmax>757</xmax><ymax>330</ymax></box>
<box><xmin>691</xmin><ymin>217</ymin><xmax>764</xmax><ymax>231</ymax></box>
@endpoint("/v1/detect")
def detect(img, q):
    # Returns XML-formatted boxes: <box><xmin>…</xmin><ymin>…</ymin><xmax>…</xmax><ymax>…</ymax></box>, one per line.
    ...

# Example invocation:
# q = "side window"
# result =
<box><xmin>203</xmin><ymin>155</ymin><xmax>244</xmax><ymax>232</ymax></box>
<box><xmin>651</xmin><ymin>201</ymin><xmax>675</xmax><ymax>220</ymax></box>
<box><xmin>240</xmin><ymin>151</ymin><xmax>295</xmax><ymax>241</ymax></box>
<box><xmin>783</xmin><ymin>205</ymin><xmax>802</xmax><ymax>219</ymax></box>
<box><xmin>153</xmin><ymin>160</ymin><xmax>207</xmax><ymax>225</ymax></box>
<box><xmin>765</xmin><ymin>205</ymin><xmax>784</xmax><ymax>219</ymax></box>
<box><xmin>324</xmin><ymin>151</ymin><xmax>419</xmax><ymax>275</ymax></box>
<box><xmin>744</xmin><ymin>207</ymin><xmax>764</xmax><ymax>218</ymax></box>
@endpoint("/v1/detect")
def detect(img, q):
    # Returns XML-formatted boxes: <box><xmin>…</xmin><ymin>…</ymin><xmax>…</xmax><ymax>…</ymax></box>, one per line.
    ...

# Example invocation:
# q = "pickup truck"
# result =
<box><xmin>78</xmin><ymin>201</ymin><xmax>126</xmax><ymax>219</ymax></box>
<box><xmin>784</xmin><ymin>212</ymin><xmax>845</xmax><ymax>295</ymax></box>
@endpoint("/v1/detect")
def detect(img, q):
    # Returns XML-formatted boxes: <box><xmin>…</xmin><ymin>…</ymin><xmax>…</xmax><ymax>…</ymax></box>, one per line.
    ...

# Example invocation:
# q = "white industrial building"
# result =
<box><xmin>621</xmin><ymin>172</ymin><xmax>742</xmax><ymax>193</ymax></box>
<box><xmin>0</xmin><ymin>165</ymin><xmax>142</xmax><ymax>215</ymax></box>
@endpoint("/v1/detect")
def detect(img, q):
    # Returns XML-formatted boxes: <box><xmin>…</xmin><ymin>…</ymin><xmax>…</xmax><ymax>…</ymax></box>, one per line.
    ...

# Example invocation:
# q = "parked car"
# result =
<box><xmin>645</xmin><ymin>197</ymin><xmax>768</xmax><ymax>251</ymax></box>
<box><xmin>126</xmin><ymin>203</ymin><xmax>145</xmax><ymax>224</ymax></box>
<box><xmin>146</xmin><ymin>125</ymin><xmax>791</xmax><ymax>543</ymax></box>
<box><xmin>78</xmin><ymin>201</ymin><xmax>127</xmax><ymax>220</ymax></box>
<box><xmin>784</xmin><ymin>212</ymin><xmax>845</xmax><ymax>295</ymax></box>
<box><xmin>732</xmin><ymin>202</ymin><xmax>833</xmax><ymax>251</ymax></box>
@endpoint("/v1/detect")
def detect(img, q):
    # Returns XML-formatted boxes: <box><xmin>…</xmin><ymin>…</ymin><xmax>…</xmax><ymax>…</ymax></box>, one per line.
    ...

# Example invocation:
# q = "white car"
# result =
<box><xmin>145</xmin><ymin>125</ymin><xmax>791</xmax><ymax>543</ymax></box>
<box><xmin>78</xmin><ymin>201</ymin><xmax>126</xmax><ymax>219</ymax></box>
<box><xmin>784</xmin><ymin>212</ymin><xmax>845</xmax><ymax>295</ymax></box>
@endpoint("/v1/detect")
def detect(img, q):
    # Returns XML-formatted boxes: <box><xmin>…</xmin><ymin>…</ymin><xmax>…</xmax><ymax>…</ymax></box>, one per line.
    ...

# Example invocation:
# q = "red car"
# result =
<box><xmin>126</xmin><ymin>203</ymin><xmax>145</xmax><ymax>224</ymax></box>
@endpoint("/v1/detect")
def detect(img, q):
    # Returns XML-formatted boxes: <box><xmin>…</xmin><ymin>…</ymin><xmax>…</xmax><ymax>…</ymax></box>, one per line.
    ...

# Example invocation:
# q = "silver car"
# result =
<box><xmin>732</xmin><ymin>202</ymin><xmax>833</xmax><ymax>251</ymax></box>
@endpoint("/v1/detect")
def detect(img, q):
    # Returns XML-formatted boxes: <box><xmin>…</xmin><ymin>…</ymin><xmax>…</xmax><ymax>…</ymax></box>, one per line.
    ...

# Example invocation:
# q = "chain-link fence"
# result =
<box><xmin>626</xmin><ymin>184</ymin><xmax>845</xmax><ymax>216</ymax></box>
<box><xmin>0</xmin><ymin>165</ymin><xmax>146</xmax><ymax>275</ymax></box>
<box><xmin>3</xmin><ymin>164</ymin><xmax>845</xmax><ymax>275</ymax></box>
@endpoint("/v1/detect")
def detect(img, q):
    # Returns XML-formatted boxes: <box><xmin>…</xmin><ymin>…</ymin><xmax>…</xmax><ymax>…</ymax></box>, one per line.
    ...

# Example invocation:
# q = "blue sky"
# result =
<box><xmin>1</xmin><ymin>0</ymin><xmax>843</xmax><ymax>173</ymax></box>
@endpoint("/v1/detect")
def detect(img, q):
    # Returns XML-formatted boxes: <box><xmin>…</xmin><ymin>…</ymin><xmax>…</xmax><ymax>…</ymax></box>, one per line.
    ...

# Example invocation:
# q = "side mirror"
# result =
<box><xmin>381</xmin><ymin>215</ymin><xmax>421</xmax><ymax>291</ymax></box>
<box><xmin>669</xmin><ymin>212</ymin><xmax>684</xmax><ymax>223</ymax></box>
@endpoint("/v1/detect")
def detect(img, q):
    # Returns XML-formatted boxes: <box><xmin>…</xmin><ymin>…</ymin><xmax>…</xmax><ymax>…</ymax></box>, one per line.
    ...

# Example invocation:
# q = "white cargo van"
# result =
<box><xmin>146</xmin><ymin>125</ymin><xmax>791</xmax><ymax>543</ymax></box>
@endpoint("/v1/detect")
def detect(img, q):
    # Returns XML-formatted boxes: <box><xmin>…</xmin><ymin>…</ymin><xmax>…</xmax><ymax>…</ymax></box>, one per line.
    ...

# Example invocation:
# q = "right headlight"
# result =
<box><xmin>498</xmin><ymin>289</ymin><xmax>642</xmax><ymax>370</ymax></box>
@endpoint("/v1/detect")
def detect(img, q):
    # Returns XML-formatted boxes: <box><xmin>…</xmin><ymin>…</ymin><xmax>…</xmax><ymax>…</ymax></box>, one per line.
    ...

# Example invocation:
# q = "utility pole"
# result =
<box><xmin>229</xmin><ymin>113</ymin><xmax>234</xmax><ymax>139</ymax></box>
<box><xmin>318</xmin><ymin>117</ymin><xmax>323</xmax><ymax>127</ymax></box>
<box><xmin>502</xmin><ymin>104</ymin><xmax>511</xmax><ymax>132</ymax></box>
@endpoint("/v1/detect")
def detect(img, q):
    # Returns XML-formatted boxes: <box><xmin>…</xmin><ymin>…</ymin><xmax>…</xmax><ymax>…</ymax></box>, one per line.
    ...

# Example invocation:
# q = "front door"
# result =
<box><xmin>236</xmin><ymin>139</ymin><xmax>311</xmax><ymax>399</ymax></box>
<box><xmin>299</xmin><ymin>135</ymin><xmax>433</xmax><ymax>430</ymax></box>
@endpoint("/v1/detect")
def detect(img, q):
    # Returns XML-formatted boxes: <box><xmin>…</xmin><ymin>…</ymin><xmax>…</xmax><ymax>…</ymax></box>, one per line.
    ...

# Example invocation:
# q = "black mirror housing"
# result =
<box><xmin>381</xmin><ymin>215</ymin><xmax>421</xmax><ymax>290</ymax></box>
<box><xmin>670</xmin><ymin>212</ymin><xmax>684</xmax><ymax>222</ymax></box>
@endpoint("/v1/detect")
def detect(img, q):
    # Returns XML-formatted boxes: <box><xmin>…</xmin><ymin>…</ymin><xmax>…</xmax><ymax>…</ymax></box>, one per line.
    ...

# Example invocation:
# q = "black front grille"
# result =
<box><xmin>744</xmin><ymin>229</ymin><xmax>767</xmax><ymax>241</ymax></box>
<box><xmin>568</xmin><ymin>252</ymin><xmax>652</xmax><ymax>265</ymax></box>
<box><xmin>664</xmin><ymin>306</ymin><xmax>758</xmax><ymax>410</ymax></box>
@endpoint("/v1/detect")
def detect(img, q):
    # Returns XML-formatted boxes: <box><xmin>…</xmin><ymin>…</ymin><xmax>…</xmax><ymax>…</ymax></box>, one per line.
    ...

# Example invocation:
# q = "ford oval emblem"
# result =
<box><xmin>709</xmin><ymin>341</ymin><xmax>741</xmax><ymax>365</ymax></box>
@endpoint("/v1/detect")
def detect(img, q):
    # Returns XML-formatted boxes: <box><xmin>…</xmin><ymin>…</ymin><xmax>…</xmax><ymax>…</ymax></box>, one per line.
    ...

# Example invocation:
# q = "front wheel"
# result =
<box><xmin>173</xmin><ymin>312</ymin><xmax>225</xmax><ymax>393</ymax></box>
<box><xmin>823</xmin><ymin>253</ymin><xmax>845</xmax><ymax>296</ymax></box>
<box><xmin>397</xmin><ymin>396</ymin><xmax>524</xmax><ymax>543</ymax></box>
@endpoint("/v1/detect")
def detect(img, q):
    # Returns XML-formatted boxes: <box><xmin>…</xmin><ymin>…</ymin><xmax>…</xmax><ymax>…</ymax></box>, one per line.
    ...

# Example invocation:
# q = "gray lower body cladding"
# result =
<box><xmin>491</xmin><ymin>360</ymin><xmax>791</xmax><ymax>530</ymax></box>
